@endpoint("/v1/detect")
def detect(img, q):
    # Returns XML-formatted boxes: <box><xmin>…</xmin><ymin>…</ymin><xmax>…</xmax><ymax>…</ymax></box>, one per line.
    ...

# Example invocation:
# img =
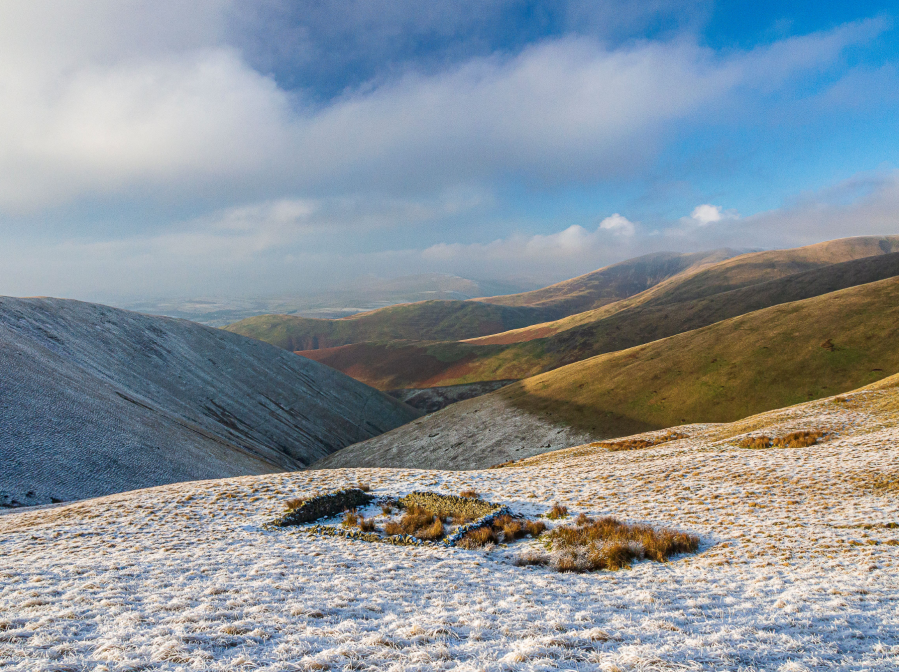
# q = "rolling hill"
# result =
<box><xmin>225</xmin><ymin>300</ymin><xmax>560</xmax><ymax>351</ymax></box>
<box><xmin>225</xmin><ymin>250</ymin><xmax>740</xmax><ymax>349</ymax></box>
<box><xmin>301</xmin><ymin>247</ymin><xmax>899</xmax><ymax>390</ymax></box>
<box><xmin>0</xmin><ymin>297</ymin><xmax>418</xmax><ymax>508</ymax></box>
<box><xmin>475</xmin><ymin>249</ymin><xmax>739</xmax><ymax>313</ymax></box>
<box><xmin>312</xmin><ymin>274</ymin><xmax>899</xmax><ymax>470</ymax></box>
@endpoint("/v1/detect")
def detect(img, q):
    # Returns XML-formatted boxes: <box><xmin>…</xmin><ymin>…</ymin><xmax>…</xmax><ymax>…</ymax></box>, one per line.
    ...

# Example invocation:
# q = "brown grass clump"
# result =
<box><xmin>381</xmin><ymin>502</ymin><xmax>395</xmax><ymax>515</ymax></box>
<box><xmin>459</xmin><ymin>489</ymin><xmax>480</xmax><ymax>499</ymax></box>
<box><xmin>341</xmin><ymin>510</ymin><xmax>360</xmax><ymax>528</ymax></box>
<box><xmin>594</xmin><ymin>431</ymin><xmax>687</xmax><ymax>452</ymax></box>
<box><xmin>356</xmin><ymin>483</ymin><xmax>371</xmax><ymax>492</ymax></box>
<box><xmin>521</xmin><ymin>516</ymin><xmax>698</xmax><ymax>573</ymax></box>
<box><xmin>460</xmin><ymin>515</ymin><xmax>547</xmax><ymax>549</ymax></box>
<box><xmin>737</xmin><ymin>430</ymin><xmax>825</xmax><ymax>449</ymax></box>
<box><xmin>417</xmin><ymin>517</ymin><xmax>444</xmax><ymax>540</ymax></box>
<box><xmin>526</xmin><ymin>520</ymin><xmax>546</xmax><ymax>537</ymax></box>
<box><xmin>546</xmin><ymin>503</ymin><xmax>568</xmax><ymax>520</ymax></box>
<box><xmin>340</xmin><ymin>509</ymin><xmax>376</xmax><ymax>531</ymax></box>
<box><xmin>285</xmin><ymin>498</ymin><xmax>304</xmax><ymax>511</ymax></box>
<box><xmin>458</xmin><ymin>526</ymin><xmax>497</xmax><ymax>549</ymax></box>
<box><xmin>383</xmin><ymin>504</ymin><xmax>445</xmax><ymax>540</ymax></box>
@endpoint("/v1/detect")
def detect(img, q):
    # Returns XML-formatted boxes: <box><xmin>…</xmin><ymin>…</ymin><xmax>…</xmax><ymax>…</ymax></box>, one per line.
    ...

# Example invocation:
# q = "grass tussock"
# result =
<box><xmin>736</xmin><ymin>430</ymin><xmax>825</xmax><ymax>449</ymax></box>
<box><xmin>593</xmin><ymin>431</ymin><xmax>687</xmax><ymax>452</ymax></box>
<box><xmin>458</xmin><ymin>526</ymin><xmax>497</xmax><ymax>549</ymax></box>
<box><xmin>383</xmin><ymin>505</ymin><xmax>444</xmax><ymax>540</ymax></box>
<box><xmin>458</xmin><ymin>515</ymin><xmax>547</xmax><ymax>549</ymax></box>
<box><xmin>515</xmin><ymin>516</ymin><xmax>699</xmax><ymax>572</ymax></box>
<box><xmin>546</xmin><ymin>503</ymin><xmax>568</xmax><ymax>520</ymax></box>
<box><xmin>459</xmin><ymin>489</ymin><xmax>480</xmax><ymax>499</ymax></box>
<box><xmin>285</xmin><ymin>498</ymin><xmax>305</xmax><ymax>511</ymax></box>
<box><xmin>355</xmin><ymin>483</ymin><xmax>371</xmax><ymax>492</ymax></box>
<box><xmin>341</xmin><ymin>509</ymin><xmax>376</xmax><ymax>532</ymax></box>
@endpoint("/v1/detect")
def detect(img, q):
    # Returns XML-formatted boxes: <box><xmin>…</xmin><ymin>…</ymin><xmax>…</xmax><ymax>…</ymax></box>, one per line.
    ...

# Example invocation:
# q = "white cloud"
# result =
<box><xmin>0</xmin><ymin>5</ymin><xmax>882</xmax><ymax>213</ymax></box>
<box><xmin>599</xmin><ymin>213</ymin><xmax>636</xmax><ymax>235</ymax></box>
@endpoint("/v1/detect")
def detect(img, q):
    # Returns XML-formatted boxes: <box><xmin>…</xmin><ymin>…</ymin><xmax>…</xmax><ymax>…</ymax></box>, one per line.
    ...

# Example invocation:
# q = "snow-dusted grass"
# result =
<box><xmin>1</xmin><ymin>386</ymin><xmax>899</xmax><ymax>670</ymax></box>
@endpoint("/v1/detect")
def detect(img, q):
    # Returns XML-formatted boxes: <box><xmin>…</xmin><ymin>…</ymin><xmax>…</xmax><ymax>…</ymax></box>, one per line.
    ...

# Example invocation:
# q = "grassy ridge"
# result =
<box><xmin>225</xmin><ymin>300</ymin><xmax>560</xmax><ymax>351</ymax></box>
<box><xmin>226</xmin><ymin>250</ymin><xmax>737</xmax><ymax>349</ymax></box>
<box><xmin>477</xmin><ymin>250</ymin><xmax>735</xmax><ymax>312</ymax></box>
<box><xmin>302</xmin><ymin>251</ymin><xmax>899</xmax><ymax>389</ymax></box>
<box><xmin>499</xmin><ymin>275</ymin><xmax>899</xmax><ymax>436</ymax></box>
<box><xmin>469</xmin><ymin>235</ymin><xmax>899</xmax><ymax>344</ymax></box>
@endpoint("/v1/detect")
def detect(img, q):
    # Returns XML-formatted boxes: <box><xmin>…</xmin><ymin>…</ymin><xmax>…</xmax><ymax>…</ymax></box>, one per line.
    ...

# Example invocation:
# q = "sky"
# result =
<box><xmin>0</xmin><ymin>0</ymin><xmax>897</xmax><ymax>302</ymax></box>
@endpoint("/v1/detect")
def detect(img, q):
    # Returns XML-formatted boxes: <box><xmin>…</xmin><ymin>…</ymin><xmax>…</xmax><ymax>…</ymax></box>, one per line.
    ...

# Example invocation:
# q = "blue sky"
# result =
<box><xmin>0</xmin><ymin>0</ymin><xmax>897</xmax><ymax>300</ymax></box>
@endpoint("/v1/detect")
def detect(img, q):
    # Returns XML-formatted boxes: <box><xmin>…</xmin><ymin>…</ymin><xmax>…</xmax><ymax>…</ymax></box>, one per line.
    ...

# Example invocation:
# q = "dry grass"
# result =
<box><xmin>356</xmin><ymin>483</ymin><xmax>371</xmax><ymax>492</ymax></box>
<box><xmin>736</xmin><ymin>430</ymin><xmax>826</xmax><ymax>449</ymax></box>
<box><xmin>285</xmin><ymin>498</ymin><xmax>305</xmax><ymax>511</ymax></box>
<box><xmin>383</xmin><ymin>505</ymin><xmax>444</xmax><ymax>540</ymax></box>
<box><xmin>340</xmin><ymin>509</ymin><xmax>377</xmax><ymax>532</ymax></box>
<box><xmin>546</xmin><ymin>503</ymin><xmax>568</xmax><ymax>520</ymax></box>
<box><xmin>868</xmin><ymin>472</ymin><xmax>899</xmax><ymax>494</ymax></box>
<box><xmin>458</xmin><ymin>516</ymin><xmax>547</xmax><ymax>549</ymax></box>
<box><xmin>459</xmin><ymin>489</ymin><xmax>480</xmax><ymax>499</ymax></box>
<box><xmin>457</xmin><ymin>526</ymin><xmax>497</xmax><ymax>550</ymax></box>
<box><xmin>516</xmin><ymin>516</ymin><xmax>699</xmax><ymax>572</ymax></box>
<box><xmin>593</xmin><ymin>431</ymin><xmax>687</xmax><ymax>452</ymax></box>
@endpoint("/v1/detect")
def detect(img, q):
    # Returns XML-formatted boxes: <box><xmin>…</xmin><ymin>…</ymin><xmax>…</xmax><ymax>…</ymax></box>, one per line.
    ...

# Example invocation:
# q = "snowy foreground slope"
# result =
<box><xmin>0</xmin><ymin>297</ymin><xmax>417</xmax><ymax>507</ymax></box>
<box><xmin>1</xmin><ymin>378</ymin><xmax>898</xmax><ymax>670</ymax></box>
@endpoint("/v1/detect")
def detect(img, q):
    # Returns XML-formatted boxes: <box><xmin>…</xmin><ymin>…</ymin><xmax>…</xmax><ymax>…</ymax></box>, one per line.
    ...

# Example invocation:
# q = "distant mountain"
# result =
<box><xmin>225</xmin><ymin>301</ymin><xmax>560</xmax><ymax>351</ymax></box>
<box><xmin>300</xmin><ymin>237</ymin><xmax>899</xmax><ymax>389</ymax></box>
<box><xmin>226</xmin><ymin>250</ymin><xmax>736</xmax><ymax>348</ymax></box>
<box><xmin>477</xmin><ymin>249</ymin><xmax>740</xmax><ymax>313</ymax></box>
<box><xmin>312</xmin><ymin>274</ymin><xmax>899</xmax><ymax>470</ymax></box>
<box><xmin>124</xmin><ymin>274</ymin><xmax>538</xmax><ymax>326</ymax></box>
<box><xmin>0</xmin><ymin>297</ymin><xmax>418</xmax><ymax>507</ymax></box>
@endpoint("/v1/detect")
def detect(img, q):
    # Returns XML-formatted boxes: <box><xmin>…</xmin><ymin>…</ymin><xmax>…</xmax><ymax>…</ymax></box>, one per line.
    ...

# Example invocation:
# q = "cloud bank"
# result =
<box><xmin>0</xmin><ymin>3</ymin><xmax>896</xmax><ymax>300</ymax></box>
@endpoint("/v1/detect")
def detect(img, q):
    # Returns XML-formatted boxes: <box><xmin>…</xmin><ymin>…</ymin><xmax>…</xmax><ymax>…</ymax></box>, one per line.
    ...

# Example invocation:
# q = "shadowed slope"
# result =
<box><xmin>0</xmin><ymin>297</ymin><xmax>418</xmax><ymax>507</ymax></box>
<box><xmin>303</xmin><ymin>249</ymin><xmax>899</xmax><ymax>390</ymax></box>
<box><xmin>313</xmin><ymin>276</ymin><xmax>899</xmax><ymax>470</ymax></box>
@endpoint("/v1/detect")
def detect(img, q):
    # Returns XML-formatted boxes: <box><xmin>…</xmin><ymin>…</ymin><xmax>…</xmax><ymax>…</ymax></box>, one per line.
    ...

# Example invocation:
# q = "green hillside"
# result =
<box><xmin>477</xmin><ymin>249</ymin><xmax>736</xmax><ymax>313</ymax></box>
<box><xmin>224</xmin><ymin>300</ymin><xmax>559</xmax><ymax>351</ymax></box>
<box><xmin>499</xmin><ymin>274</ymin><xmax>899</xmax><ymax>436</ymax></box>
<box><xmin>302</xmin><ymin>249</ymin><xmax>899</xmax><ymax>389</ymax></box>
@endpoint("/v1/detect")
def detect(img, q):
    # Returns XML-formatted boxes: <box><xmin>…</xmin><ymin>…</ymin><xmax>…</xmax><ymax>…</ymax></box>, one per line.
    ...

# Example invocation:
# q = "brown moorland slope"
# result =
<box><xmin>302</xmin><ymin>248</ymin><xmax>899</xmax><ymax>390</ymax></box>
<box><xmin>226</xmin><ymin>250</ymin><xmax>739</xmax><ymax>350</ymax></box>
<box><xmin>475</xmin><ymin>249</ymin><xmax>737</xmax><ymax>313</ymax></box>
<box><xmin>225</xmin><ymin>300</ymin><xmax>559</xmax><ymax>351</ymax></box>
<box><xmin>468</xmin><ymin>234</ymin><xmax>899</xmax><ymax>345</ymax></box>
<box><xmin>313</xmin><ymin>275</ymin><xmax>899</xmax><ymax>470</ymax></box>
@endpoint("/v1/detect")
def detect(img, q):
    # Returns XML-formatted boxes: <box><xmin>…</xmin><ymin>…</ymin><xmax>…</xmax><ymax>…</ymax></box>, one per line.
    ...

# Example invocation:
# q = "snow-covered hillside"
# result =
<box><xmin>1</xmin><ymin>376</ymin><xmax>897</xmax><ymax>670</ymax></box>
<box><xmin>0</xmin><ymin>297</ymin><xmax>418</xmax><ymax>507</ymax></box>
